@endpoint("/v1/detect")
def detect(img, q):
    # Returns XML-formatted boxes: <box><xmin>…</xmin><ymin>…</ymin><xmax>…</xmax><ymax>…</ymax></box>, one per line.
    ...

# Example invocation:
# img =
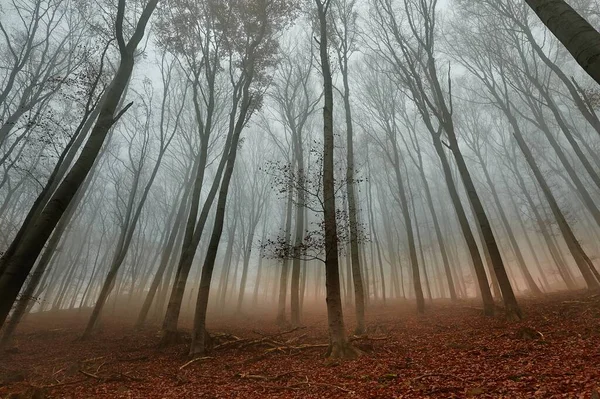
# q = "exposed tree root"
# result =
<box><xmin>158</xmin><ymin>330</ymin><xmax>189</xmax><ymax>348</ymax></box>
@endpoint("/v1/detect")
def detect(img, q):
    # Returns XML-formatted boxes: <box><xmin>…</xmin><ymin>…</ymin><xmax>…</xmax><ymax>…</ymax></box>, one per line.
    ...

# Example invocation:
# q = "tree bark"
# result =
<box><xmin>524</xmin><ymin>0</ymin><xmax>600</xmax><ymax>85</ymax></box>
<box><xmin>316</xmin><ymin>0</ymin><xmax>357</xmax><ymax>359</ymax></box>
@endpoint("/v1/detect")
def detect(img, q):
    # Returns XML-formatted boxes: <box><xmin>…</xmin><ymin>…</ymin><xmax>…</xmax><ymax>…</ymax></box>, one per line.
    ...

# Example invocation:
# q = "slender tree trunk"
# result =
<box><xmin>478</xmin><ymin>156</ymin><xmax>542</xmax><ymax>295</ymax></box>
<box><xmin>444</xmin><ymin>129</ymin><xmax>520</xmax><ymax>319</ymax></box>
<box><xmin>316</xmin><ymin>0</ymin><xmax>356</xmax><ymax>359</ymax></box>
<box><xmin>0</xmin><ymin>0</ymin><xmax>158</xmax><ymax>328</ymax></box>
<box><xmin>507</xmin><ymin>113</ymin><xmax>600</xmax><ymax>289</ymax></box>
<box><xmin>389</xmin><ymin>143</ymin><xmax>424</xmax><ymax>313</ymax></box>
<box><xmin>290</xmin><ymin>142</ymin><xmax>305</xmax><ymax>326</ymax></box>
<box><xmin>431</xmin><ymin>139</ymin><xmax>496</xmax><ymax>312</ymax></box>
<box><xmin>189</xmin><ymin>82</ymin><xmax>252</xmax><ymax>357</ymax></box>
<box><xmin>417</xmin><ymin>166</ymin><xmax>457</xmax><ymax>300</ymax></box>
<box><xmin>341</xmin><ymin>61</ymin><xmax>366</xmax><ymax>333</ymax></box>
<box><xmin>236</xmin><ymin>224</ymin><xmax>258</xmax><ymax>313</ymax></box>
<box><xmin>276</xmin><ymin>189</ymin><xmax>293</xmax><ymax>324</ymax></box>
<box><xmin>160</xmin><ymin>130</ymin><xmax>231</xmax><ymax>344</ymax></box>
<box><xmin>366</xmin><ymin>154</ymin><xmax>386</xmax><ymax>305</ymax></box>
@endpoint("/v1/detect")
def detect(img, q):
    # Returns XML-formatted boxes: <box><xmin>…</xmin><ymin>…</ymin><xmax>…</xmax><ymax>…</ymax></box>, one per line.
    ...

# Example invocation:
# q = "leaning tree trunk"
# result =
<box><xmin>477</xmin><ymin>155</ymin><xmax>542</xmax><ymax>296</ymax></box>
<box><xmin>417</xmin><ymin>160</ymin><xmax>457</xmax><ymax>301</ymax></box>
<box><xmin>510</xmin><ymin>164</ymin><xmax>577</xmax><ymax>289</ymax></box>
<box><xmin>389</xmin><ymin>148</ymin><xmax>425</xmax><ymax>313</ymax></box>
<box><xmin>444</xmin><ymin>126</ymin><xmax>522</xmax><ymax>320</ymax></box>
<box><xmin>188</xmin><ymin>78</ymin><xmax>252</xmax><ymax>357</ymax></box>
<box><xmin>236</xmin><ymin>223</ymin><xmax>259</xmax><ymax>313</ymax></box>
<box><xmin>524</xmin><ymin>0</ymin><xmax>600</xmax><ymax>85</ymax></box>
<box><xmin>0</xmin><ymin>0</ymin><xmax>158</xmax><ymax>329</ymax></box>
<box><xmin>430</xmin><ymin>138</ymin><xmax>496</xmax><ymax>313</ymax></box>
<box><xmin>135</xmin><ymin>166</ymin><xmax>194</xmax><ymax>329</ymax></box>
<box><xmin>160</xmin><ymin>131</ymin><xmax>230</xmax><ymax>345</ymax></box>
<box><xmin>507</xmin><ymin>112</ymin><xmax>600</xmax><ymax>289</ymax></box>
<box><xmin>0</xmin><ymin>59</ymin><xmax>134</xmax><ymax>329</ymax></box>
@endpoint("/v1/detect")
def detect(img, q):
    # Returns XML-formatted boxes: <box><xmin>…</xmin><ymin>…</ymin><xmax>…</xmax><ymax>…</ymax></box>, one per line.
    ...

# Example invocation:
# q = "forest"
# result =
<box><xmin>0</xmin><ymin>0</ymin><xmax>600</xmax><ymax>397</ymax></box>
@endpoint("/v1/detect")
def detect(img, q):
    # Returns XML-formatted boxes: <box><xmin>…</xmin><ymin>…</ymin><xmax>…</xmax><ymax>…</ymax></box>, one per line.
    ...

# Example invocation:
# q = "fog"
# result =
<box><xmin>1</xmin><ymin>0</ymin><xmax>600</xmax><ymax>366</ymax></box>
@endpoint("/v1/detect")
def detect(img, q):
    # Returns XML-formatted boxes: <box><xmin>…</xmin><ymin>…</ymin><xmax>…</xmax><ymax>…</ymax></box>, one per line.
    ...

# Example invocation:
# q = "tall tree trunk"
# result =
<box><xmin>417</xmin><ymin>165</ymin><xmax>457</xmax><ymax>300</ymax></box>
<box><xmin>388</xmin><ymin>142</ymin><xmax>424</xmax><ymax>313</ymax></box>
<box><xmin>431</xmin><ymin>139</ymin><xmax>496</xmax><ymax>312</ymax></box>
<box><xmin>507</xmin><ymin>113</ymin><xmax>600</xmax><ymax>289</ymax></box>
<box><xmin>366</xmin><ymin>150</ymin><xmax>386</xmax><ymax>305</ymax></box>
<box><xmin>160</xmin><ymin>129</ymin><xmax>231</xmax><ymax>344</ymax></box>
<box><xmin>236</xmin><ymin>224</ymin><xmax>258</xmax><ymax>313</ymax></box>
<box><xmin>524</xmin><ymin>0</ymin><xmax>600</xmax><ymax>85</ymax></box>
<box><xmin>478</xmin><ymin>156</ymin><xmax>542</xmax><ymax>295</ymax></box>
<box><xmin>340</xmin><ymin>57</ymin><xmax>366</xmax><ymax>333</ymax></box>
<box><xmin>0</xmin><ymin>0</ymin><xmax>158</xmax><ymax>329</ymax></box>
<box><xmin>444</xmin><ymin>127</ymin><xmax>521</xmax><ymax>319</ymax></box>
<box><xmin>189</xmin><ymin>81</ymin><xmax>253</xmax><ymax>357</ymax></box>
<box><xmin>135</xmin><ymin>168</ymin><xmax>193</xmax><ymax>328</ymax></box>
<box><xmin>316</xmin><ymin>0</ymin><xmax>357</xmax><ymax>359</ymax></box>
<box><xmin>290</xmin><ymin>137</ymin><xmax>305</xmax><ymax>326</ymax></box>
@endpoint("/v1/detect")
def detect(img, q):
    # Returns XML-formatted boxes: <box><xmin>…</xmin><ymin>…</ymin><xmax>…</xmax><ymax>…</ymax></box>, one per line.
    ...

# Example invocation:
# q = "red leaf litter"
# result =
<box><xmin>1</xmin><ymin>291</ymin><xmax>599</xmax><ymax>398</ymax></box>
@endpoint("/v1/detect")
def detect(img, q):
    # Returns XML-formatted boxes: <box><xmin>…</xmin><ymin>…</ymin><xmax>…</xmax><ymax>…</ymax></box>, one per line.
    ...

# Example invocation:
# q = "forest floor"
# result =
<box><xmin>1</xmin><ymin>291</ymin><xmax>600</xmax><ymax>398</ymax></box>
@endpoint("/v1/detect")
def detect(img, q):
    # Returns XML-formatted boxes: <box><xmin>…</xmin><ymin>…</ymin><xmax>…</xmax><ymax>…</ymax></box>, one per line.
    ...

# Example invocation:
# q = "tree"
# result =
<box><xmin>524</xmin><ymin>0</ymin><xmax>600</xmax><ymax>85</ymax></box>
<box><xmin>450</xmin><ymin>6</ymin><xmax>600</xmax><ymax>289</ymax></box>
<box><xmin>368</xmin><ymin>0</ymin><xmax>504</xmax><ymax>317</ymax></box>
<box><xmin>331</xmin><ymin>0</ymin><xmax>367</xmax><ymax>331</ymax></box>
<box><xmin>0</xmin><ymin>0</ymin><xmax>159</xmax><ymax>329</ymax></box>
<box><xmin>315</xmin><ymin>0</ymin><xmax>359</xmax><ymax>359</ymax></box>
<box><xmin>188</xmin><ymin>0</ymin><xmax>297</xmax><ymax>357</ymax></box>
<box><xmin>267</xmin><ymin>38</ymin><xmax>321</xmax><ymax>326</ymax></box>
<box><xmin>82</xmin><ymin>63</ymin><xmax>185</xmax><ymax>338</ymax></box>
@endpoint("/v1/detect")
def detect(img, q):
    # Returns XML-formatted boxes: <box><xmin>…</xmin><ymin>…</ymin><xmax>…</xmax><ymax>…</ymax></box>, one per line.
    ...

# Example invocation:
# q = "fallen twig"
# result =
<box><xmin>413</xmin><ymin>373</ymin><xmax>465</xmax><ymax>382</ymax></box>
<box><xmin>237</xmin><ymin>371</ymin><xmax>296</xmax><ymax>381</ymax></box>
<box><xmin>252</xmin><ymin>326</ymin><xmax>305</xmax><ymax>339</ymax></box>
<box><xmin>288</xmin><ymin>381</ymin><xmax>354</xmax><ymax>393</ymax></box>
<box><xmin>41</xmin><ymin>378</ymin><xmax>87</xmax><ymax>388</ymax></box>
<box><xmin>79</xmin><ymin>370</ymin><xmax>102</xmax><ymax>380</ymax></box>
<box><xmin>179</xmin><ymin>356</ymin><xmax>214</xmax><ymax>370</ymax></box>
<box><xmin>264</xmin><ymin>343</ymin><xmax>329</xmax><ymax>354</ymax></box>
<box><xmin>350</xmin><ymin>335</ymin><xmax>389</xmax><ymax>342</ymax></box>
<box><xmin>81</xmin><ymin>356</ymin><xmax>107</xmax><ymax>364</ymax></box>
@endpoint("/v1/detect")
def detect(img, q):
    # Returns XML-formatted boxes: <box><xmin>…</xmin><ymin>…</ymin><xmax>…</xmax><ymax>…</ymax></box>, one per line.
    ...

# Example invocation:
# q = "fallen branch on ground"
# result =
<box><xmin>179</xmin><ymin>356</ymin><xmax>214</xmax><ymax>370</ymax></box>
<box><xmin>264</xmin><ymin>343</ymin><xmax>329</xmax><ymax>354</ymax></box>
<box><xmin>350</xmin><ymin>335</ymin><xmax>389</xmax><ymax>342</ymax></box>
<box><xmin>413</xmin><ymin>373</ymin><xmax>465</xmax><ymax>382</ymax></box>
<box><xmin>288</xmin><ymin>381</ymin><xmax>354</xmax><ymax>393</ymax></box>
<box><xmin>236</xmin><ymin>371</ymin><xmax>296</xmax><ymax>381</ymax></box>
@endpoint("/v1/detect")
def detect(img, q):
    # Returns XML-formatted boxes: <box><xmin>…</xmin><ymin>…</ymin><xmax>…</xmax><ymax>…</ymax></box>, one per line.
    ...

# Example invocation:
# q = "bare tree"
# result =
<box><xmin>314</xmin><ymin>0</ymin><xmax>359</xmax><ymax>359</ymax></box>
<box><xmin>0</xmin><ymin>0</ymin><xmax>159</xmax><ymax>329</ymax></box>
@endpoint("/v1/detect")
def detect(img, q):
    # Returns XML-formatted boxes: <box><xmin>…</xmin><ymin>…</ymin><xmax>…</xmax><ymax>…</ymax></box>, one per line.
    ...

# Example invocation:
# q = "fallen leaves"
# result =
<box><xmin>1</xmin><ymin>291</ymin><xmax>600</xmax><ymax>398</ymax></box>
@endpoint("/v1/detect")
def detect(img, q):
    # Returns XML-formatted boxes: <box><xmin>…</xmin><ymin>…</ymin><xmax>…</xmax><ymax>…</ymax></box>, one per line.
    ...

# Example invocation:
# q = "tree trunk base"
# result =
<box><xmin>276</xmin><ymin>315</ymin><xmax>290</xmax><ymax>329</ymax></box>
<box><xmin>0</xmin><ymin>335</ymin><xmax>16</xmax><ymax>351</ymax></box>
<box><xmin>324</xmin><ymin>340</ymin><xmax>361</xmax><ymax>360</ymax></box>
<box><xmin>353</xmin><ymin>325</ymin><xmax>365</xmax><ymax>336</ymax></box>
<box><xmin>188</xmin><ymin>329</ymin><xmax>213</xmax><ymax>357</ymax></box>
<box><xmin>483</xmin><ymin>303</ymin><xmax>495</xmax><ymax>317</ymax></box>
<box><xmin>504</xmin><ymin>304</ymin><xmax>523</xmax><ymax>321</ymax></box>
<box><xmin>158</xmin><ymin>329</ymin><xmax>190</xmax><ymax>348</ymax></box>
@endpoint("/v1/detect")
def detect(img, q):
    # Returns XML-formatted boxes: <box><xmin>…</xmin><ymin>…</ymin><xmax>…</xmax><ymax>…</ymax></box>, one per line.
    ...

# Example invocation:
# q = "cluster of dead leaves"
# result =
<box><xmin>1</xmin><ymin>291</ymin><xmax>600</xmax><ymax>398</ymax></box>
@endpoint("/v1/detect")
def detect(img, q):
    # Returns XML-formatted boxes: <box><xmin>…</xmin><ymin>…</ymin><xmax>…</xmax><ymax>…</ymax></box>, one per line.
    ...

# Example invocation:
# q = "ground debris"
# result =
<box><xmin>1</xmin><ymin>291</ymin><xmax>599</xmax><ymax>398</ymax></box>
